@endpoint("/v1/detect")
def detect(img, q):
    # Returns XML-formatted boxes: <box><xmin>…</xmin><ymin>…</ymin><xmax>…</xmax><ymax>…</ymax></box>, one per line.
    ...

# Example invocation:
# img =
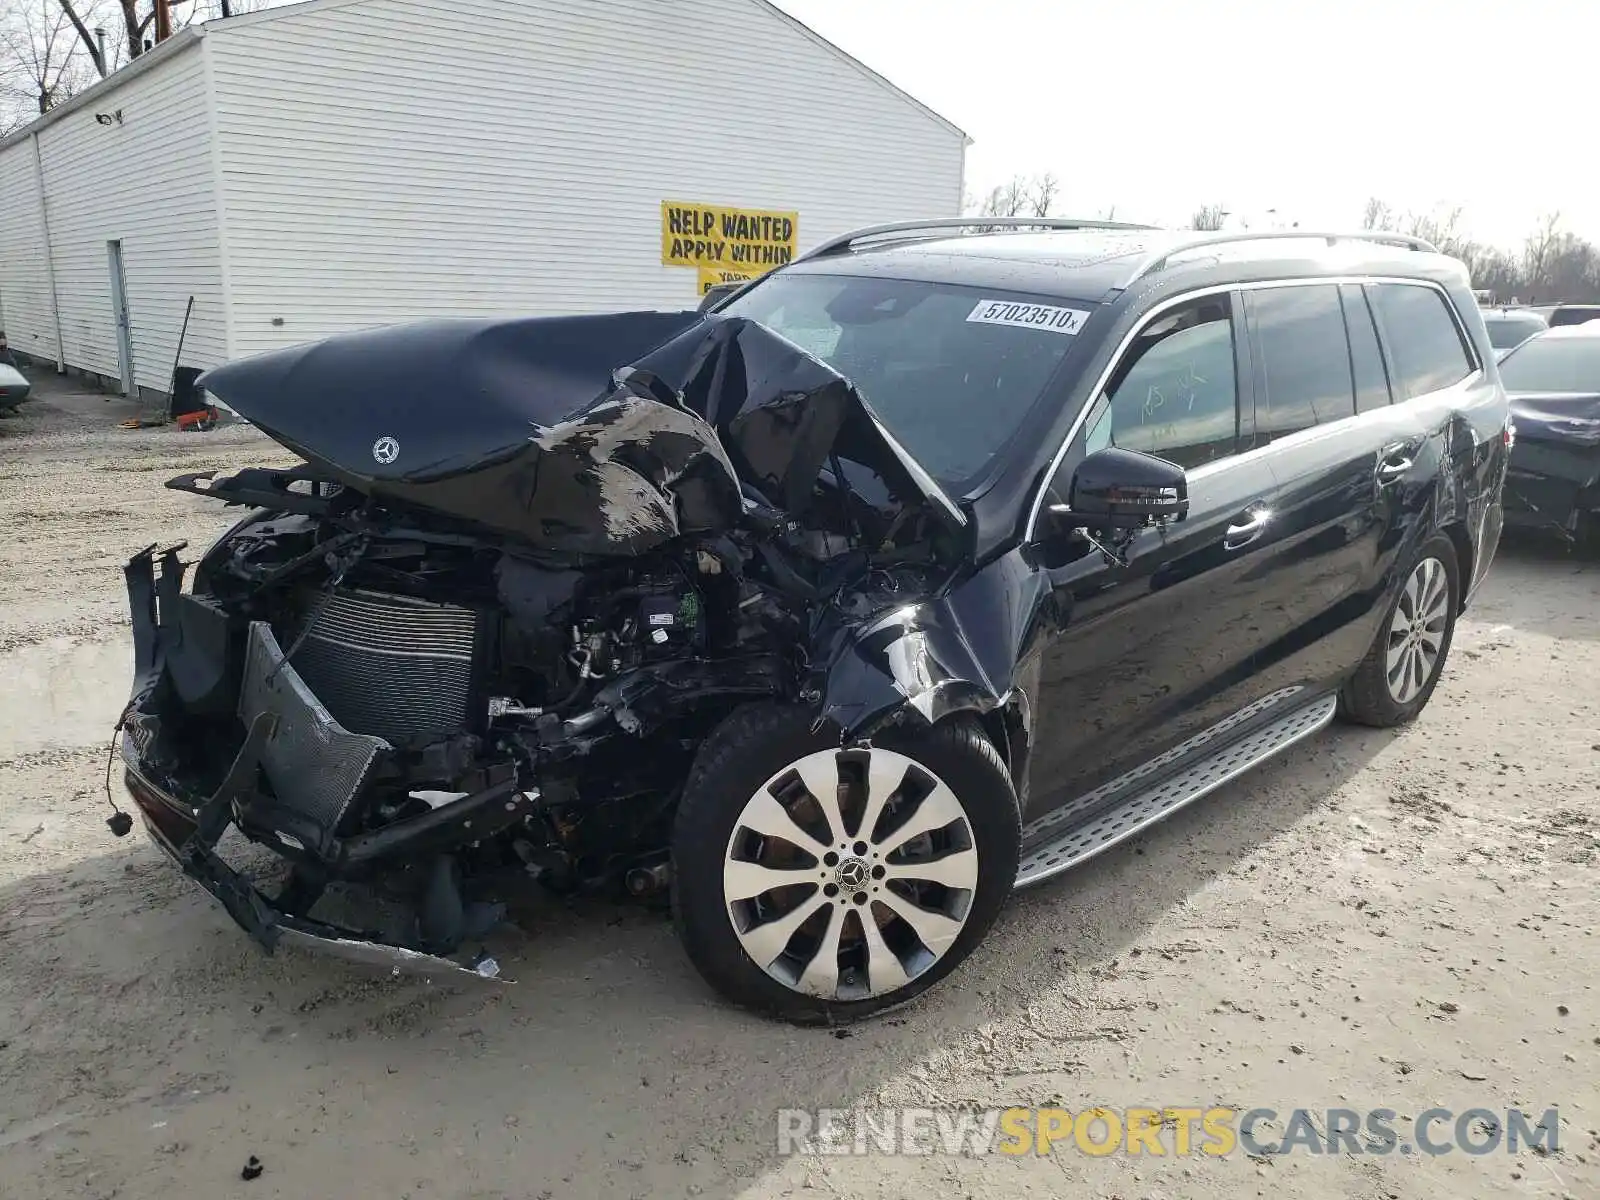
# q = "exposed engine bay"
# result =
<box><xmin>118</xmin><ymin>312</ymin><xmax>968</xmax><ymax>973</ymax></box>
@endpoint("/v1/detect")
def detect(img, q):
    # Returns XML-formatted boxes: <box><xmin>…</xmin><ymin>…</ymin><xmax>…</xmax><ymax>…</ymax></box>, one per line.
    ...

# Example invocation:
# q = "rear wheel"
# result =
<box><xmin>671</xmin><ymin>705</ymin><xmax>1020</xmax><ymax>1024</ymax></box>
<box><xmin>1340</xmin><ymin>534</ymin><xmax>1459</xmax><ymax>727</ymax></box>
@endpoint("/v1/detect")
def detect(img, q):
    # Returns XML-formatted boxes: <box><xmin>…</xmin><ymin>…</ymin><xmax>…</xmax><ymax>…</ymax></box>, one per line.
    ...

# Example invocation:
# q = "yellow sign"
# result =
<box><xmin>697</xmin><ymin>265</ymin><xmax>760</xmax><ymax>296</ymax></box>
<box><xmin>662</xmin><ymin>201</ymin><xmax>798</xmax><ymax>270</ymax></box>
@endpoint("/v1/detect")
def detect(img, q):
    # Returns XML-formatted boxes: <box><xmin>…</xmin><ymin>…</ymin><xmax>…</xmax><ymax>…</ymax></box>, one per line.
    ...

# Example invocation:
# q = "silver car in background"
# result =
<box><xmin>1481</xmin><ymin>308</ymin><xmax>1548</xmax><ymax>362</ymax></box>
<box><xmin>0</xmin><ymin>363</ymin><xmax>31</xmax><ymax>414</ymax></box>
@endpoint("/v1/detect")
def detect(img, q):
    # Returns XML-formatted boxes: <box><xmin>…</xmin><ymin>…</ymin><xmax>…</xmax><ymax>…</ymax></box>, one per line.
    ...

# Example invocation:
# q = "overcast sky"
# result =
<box><xmin>774</xmin><ymin>0</ymin><xmax>1597</xmax><ymax>250</ymax></box>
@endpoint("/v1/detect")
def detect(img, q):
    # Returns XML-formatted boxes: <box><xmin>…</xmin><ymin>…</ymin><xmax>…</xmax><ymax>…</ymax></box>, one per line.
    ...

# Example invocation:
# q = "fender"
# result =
<box><xmin>816</xmin><ymin>551</ymin><xmax>1049</xmax><ymax>757</ymax></box>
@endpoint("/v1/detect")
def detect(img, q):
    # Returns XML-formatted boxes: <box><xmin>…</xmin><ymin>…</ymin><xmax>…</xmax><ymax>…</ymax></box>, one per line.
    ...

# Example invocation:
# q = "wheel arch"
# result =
<box><xmin>1440</xmin><ymin>520</ymin><xmax>1473</xmax><ymax>613</ymax></box>
<box><xmin>974</xmin><ymin>692</ymin><xmax>1032</xmax><ymax>801</ymax></box>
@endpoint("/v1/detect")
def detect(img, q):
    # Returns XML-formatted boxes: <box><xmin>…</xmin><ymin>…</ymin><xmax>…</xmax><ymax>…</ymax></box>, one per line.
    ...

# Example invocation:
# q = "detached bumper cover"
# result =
<box><xmin>123</xmin><ymin>736</ymin><xmax>504</xmax><ymax>980</ymax></box>
<box><xmin>124</xmin><ymin>741</ymin><xmax>505</xmax><ymax>980</ymax></box>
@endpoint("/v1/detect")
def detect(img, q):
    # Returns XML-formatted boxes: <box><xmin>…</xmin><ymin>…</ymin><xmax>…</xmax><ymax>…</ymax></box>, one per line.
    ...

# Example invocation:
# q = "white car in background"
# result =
<box><xmin>1481</xmin><ymin>308</ymin><xmax>1548</xmax><ymax>361</ymax></box>
<box><xmin>0</xmin><ymin>363</ymin><xmax>31</xmax><ymax>414</ymax></box>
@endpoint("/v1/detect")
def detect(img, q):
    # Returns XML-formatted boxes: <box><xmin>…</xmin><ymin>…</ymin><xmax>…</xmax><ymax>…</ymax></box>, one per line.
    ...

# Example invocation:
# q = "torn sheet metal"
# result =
<box><xmin>818</xmin><ymin>550</ymin><xmax>1048</xmax><ymax>737</ymax></box>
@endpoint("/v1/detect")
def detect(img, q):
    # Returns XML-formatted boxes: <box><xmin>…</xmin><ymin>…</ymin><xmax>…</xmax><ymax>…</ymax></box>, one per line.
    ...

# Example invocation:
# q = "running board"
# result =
<box><xmin>1014</xmin><ymin>693</ymin><xmax>1339</xmax><ymax>889</ymax></box>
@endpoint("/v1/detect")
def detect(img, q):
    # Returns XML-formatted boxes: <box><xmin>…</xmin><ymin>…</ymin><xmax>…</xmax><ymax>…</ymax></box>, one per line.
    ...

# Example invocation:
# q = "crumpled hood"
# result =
<box><xmin>199</xmin><ymin>312</ymin><xmax>957</xmax><ymax>554</ymax></box>
<box><xmin>1509</xmin><ymin>392</ymin><xmax>1600</xmax><ymax>447</ymax></box>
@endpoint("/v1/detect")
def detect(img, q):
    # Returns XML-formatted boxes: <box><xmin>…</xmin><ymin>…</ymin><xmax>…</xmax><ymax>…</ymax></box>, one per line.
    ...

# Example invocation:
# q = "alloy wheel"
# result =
<box><xmin>1386</xmin><ymin>555</ymin><xmax>1451</xmax><ymax>704</ymax></box>
<box><xmin>722</xmin><ymin>747</ymin><xmax>979</xmax><ymax>1002</ymax></box>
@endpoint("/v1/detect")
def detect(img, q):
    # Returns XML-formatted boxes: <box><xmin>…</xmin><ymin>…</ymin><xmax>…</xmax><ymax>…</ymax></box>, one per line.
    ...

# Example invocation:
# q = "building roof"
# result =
<box><xmin>0</xmin><ymin>28</ymin><xmax>202</xmax><ymax>154</ymax></box>
<box><xmin>0</xmin><ymin>0</ymin><xmax>965</xmax><ymax>154</ymax></box>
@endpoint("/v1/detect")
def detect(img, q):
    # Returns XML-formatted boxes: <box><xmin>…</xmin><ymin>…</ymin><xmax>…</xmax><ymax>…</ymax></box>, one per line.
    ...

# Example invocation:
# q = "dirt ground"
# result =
<box><xmin>1</xmin><ymin>371</ymin><xmax>1597</xmax><ymax>1200</ymax></box>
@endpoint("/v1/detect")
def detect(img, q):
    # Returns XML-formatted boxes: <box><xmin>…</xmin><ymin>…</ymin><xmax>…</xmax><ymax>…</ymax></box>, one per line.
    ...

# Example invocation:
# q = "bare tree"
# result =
<box><xmin>1362</xmin><ymin>197</ymin><xmax>1394</xmax><ymax>231</ymax></box>
<box><xmin>978</xmin><ymin>176</ymin><xmax>1030</xmax><ymax>219</ymax></box>
<box><xmin>975</xmin><ymin>173</ymin><xmax>1065</xmax><ymax>220</ymax></box>
<box><xmin>1028</xmin><ymin>171</ymin><xmax>1059</xmax><ymax>218</ymax></box>
<box><xmin>1189</xmin><ymin>204</ymin><xmax>1227</xmax><ymax>231</ymax></box>
<box><xmin>1522</xmin><ymin>211</ymin><xmax>1562</xmax><ymax>292</ymax></box>
<box><xmin>55</xmin><ymin>0</ymin><xmax>105</xmax><ymax>74</ymax></box>
<box><xmin>0</xmin><ymin>0</ymin><xmax>90</xmax><ymax>117</ymax></box>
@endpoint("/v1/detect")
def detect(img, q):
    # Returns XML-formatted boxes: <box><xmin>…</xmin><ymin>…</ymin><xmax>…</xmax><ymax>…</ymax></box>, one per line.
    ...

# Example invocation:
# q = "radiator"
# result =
<box><xmin>287</xmin><ymin>588</ymin><xmax>485</xmax><ymax>747</ymax></box>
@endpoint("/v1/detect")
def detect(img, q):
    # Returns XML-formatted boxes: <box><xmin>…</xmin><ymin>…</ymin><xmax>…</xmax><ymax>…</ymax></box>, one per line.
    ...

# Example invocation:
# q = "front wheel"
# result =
<box><xmin>671</xmin><ymin>705</ymin><xmax>1021</xmax><ymax>1024</ymax></box>
<box><xmin>1340</xmin><ymin>533</ymin><xmax>1460</xmax><ymax>727</ymax></box>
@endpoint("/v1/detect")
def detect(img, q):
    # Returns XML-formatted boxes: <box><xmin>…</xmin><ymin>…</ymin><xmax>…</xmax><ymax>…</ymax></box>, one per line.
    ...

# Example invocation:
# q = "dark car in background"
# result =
<box><xmin>1481</xmin><ymin>307</ymin><xmax>1547</xmax><ymax>361</ymax></box>
<box><xmin>117</xmin><ymin>219</ymin><xmax>1508</xmax><ymax>1023</ymax></box>
<box><xmin>1547</xmin><ymin>304</ymin><xmax>1600</xmax><ymax>330</ymax></box>
<box><xmin>1498</xmin><ymin>322</ymin><xmax>1600</xmax><ymax>547</ymax></box>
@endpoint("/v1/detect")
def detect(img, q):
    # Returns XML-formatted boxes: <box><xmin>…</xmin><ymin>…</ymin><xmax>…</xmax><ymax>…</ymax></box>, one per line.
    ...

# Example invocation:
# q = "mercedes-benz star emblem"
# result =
<box><xmin>372</xmin><ymin>436</ymin><xmax>399</xmax><ymax>465</ymax></box>
<box><xmin>835</xmin><ymin>859</ymin><xmax>869</xmax><ymax>890</ymax></box>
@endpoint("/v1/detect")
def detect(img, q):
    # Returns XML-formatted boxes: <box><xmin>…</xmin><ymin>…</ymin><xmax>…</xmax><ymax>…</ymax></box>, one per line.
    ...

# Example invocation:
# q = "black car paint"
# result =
<box><xmin>197</xmin><ymin>312</ymin><xmax>958</xmax><ymax>557</ymax></box>
<box><xmin>1502</xmin><ymin>391</ymin><xmax>1600</xmax><ymax>535</ymax></box>
<box><xmin>1496</xmin><ymin>329</ymin><xmax>1600</xmax><ymax>536</ymax></box>
<box><xmin>119</xmin><ymin>229</ymin><xmax>1508</xmax><ymax>971</ymax></box>
<box><xmin>803</xmin><ymin>259</ymin><xmax>1504</xmax><ymax>824</ymax></box>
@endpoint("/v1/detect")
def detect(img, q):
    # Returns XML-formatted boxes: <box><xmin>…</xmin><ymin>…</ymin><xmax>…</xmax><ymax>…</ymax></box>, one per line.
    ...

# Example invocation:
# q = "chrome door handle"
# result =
<box><xmin>1223</xmin><ymin>507</ymin><xmax>1271</xmax><ymax>550</ymax></box>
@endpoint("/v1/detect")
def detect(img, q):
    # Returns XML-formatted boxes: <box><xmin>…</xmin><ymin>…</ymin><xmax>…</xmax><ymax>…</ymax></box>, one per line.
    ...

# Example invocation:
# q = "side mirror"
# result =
<box><xmin>1061</xmin><ymin>446</ymin><xmax>1189</xmax><ymax>530</ymax></box>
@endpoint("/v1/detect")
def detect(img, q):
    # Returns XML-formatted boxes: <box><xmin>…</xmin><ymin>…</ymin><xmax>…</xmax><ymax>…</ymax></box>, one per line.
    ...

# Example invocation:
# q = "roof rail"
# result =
<box><xmin>796</xmin><ymin>216</ymin><xmax>1159</xmax><ymax>264</ymax></box>
<box><xmin>1126</xmin><ymin>230</ymin><xmax>1440</xmax><ymax>284</ymax></box>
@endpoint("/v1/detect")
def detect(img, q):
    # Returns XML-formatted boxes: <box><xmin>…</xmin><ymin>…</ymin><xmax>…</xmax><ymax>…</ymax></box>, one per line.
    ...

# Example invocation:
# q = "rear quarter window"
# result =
<box><xmin>1368</xmin><ymin>283</ymin><xmax>1475</xmax><ymax>399</ymax></box>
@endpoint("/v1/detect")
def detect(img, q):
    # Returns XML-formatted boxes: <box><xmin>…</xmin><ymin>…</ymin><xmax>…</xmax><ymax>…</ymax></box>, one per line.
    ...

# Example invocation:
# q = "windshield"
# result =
<box><xmin>718</xmin><ymin>272</ymin><xmax>1089</xmax><ymax>488</ymax></box>
<box><xmin>1498</xmin><ymin>335</ymin><xmax>1600</xmax><ymax>392</ymax></box>
<box><xmin>1483</xmin><ymin>313</ymin><xmax>1545</xmax><ymax>350</ymax></box>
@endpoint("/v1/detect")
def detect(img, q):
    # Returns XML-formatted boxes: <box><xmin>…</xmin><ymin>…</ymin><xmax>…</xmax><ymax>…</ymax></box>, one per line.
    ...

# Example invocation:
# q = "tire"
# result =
<box><xmin>1339</xmin><ymin>533</ymin><xmax>1460</xmax><ymax>728</ymax></box>
<box><xmin>671</xmin><ymin>704</ymin><xmax>1021</xmax><ymax>1024</ymax></box>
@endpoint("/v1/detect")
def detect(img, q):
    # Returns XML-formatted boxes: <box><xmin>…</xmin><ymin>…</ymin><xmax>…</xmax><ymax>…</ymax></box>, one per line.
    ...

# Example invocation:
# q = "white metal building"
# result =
<box><xmin>0</xmin><ymin>0</ymin><xmax>966</xmax><ymax>399</ymax></box>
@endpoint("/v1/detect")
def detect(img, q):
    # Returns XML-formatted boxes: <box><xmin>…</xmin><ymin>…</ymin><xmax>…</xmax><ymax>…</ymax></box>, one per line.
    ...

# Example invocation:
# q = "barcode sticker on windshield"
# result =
<box><xmin>966</xmin><ymin>299</ymin><xmax>1091</xmax><ymax>335</ymax></box>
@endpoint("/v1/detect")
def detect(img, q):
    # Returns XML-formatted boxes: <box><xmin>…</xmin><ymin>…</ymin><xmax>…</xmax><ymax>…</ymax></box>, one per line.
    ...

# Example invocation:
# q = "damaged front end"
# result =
<box><xmin>117</xmin><ymin>313</ymin><xmax>969</xmax><ymax>975</ymax></box>
<box><xmin>1503</xmin><ymin>392</ymin><xmax>1600</xmax><ymax>544</ymax></box>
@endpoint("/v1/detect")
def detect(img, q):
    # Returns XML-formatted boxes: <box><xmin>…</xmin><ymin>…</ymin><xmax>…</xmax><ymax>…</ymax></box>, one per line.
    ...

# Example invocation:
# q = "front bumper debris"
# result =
<box><xmin>120</xmin><ymin>543</ymin><xmax>508</xmax><ymax>981</ymax></box>
<box><xmin>122</xmin><ymin>751</ymin><xmax>504</xmax><ymax>980</ymax></box>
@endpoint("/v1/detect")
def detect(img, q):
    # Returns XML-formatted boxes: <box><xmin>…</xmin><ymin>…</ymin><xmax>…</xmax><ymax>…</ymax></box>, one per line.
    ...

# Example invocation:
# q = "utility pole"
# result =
<box><xmin>154</xmin><ymin>0</ymin><xmax>172</xmax><ymax>44</ymax></box>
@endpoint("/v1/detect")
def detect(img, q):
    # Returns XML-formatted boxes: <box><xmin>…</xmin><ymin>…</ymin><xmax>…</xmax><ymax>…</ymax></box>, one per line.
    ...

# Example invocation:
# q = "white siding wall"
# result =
<box><xmin>0</xmin><ymin>140</ymin><xmax>57</xmax><ymax>364</ymax></box>
<box><xmin>12</xmin><ymin>38</ymin><xmax>226</xmax><ymax>390</ymax></box>
<box><xmin>209</xmin><ymin>0</ymin><xmax>964</xmax><ymax>359</ymax></box>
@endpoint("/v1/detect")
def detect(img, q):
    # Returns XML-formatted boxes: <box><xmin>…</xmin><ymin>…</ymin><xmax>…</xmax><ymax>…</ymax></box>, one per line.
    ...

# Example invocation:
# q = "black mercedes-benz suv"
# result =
<box><xmin>118</xmin><ymin>219</ymin><xmax>1509</xmax><ymax>1022</ymax></box>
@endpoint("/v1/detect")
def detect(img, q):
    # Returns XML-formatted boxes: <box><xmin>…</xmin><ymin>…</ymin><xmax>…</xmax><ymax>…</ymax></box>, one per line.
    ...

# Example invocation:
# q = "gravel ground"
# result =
<box><xmin>1</xmin><ymin>370</ymin><xmax>1597</xmax><ymax>1200</ymax></box>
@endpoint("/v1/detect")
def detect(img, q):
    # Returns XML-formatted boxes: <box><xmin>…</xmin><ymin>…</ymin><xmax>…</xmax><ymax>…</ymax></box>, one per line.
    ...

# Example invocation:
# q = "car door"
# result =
<box><xmin>1023</xmin><ymin>290</ymin><xmax>1288</xmax><ymax>815</ymax></box>
<box><xmin>1233</xmin><ymin>281</ymin><xmax>1425</xmax><ymax>697</ymax></box>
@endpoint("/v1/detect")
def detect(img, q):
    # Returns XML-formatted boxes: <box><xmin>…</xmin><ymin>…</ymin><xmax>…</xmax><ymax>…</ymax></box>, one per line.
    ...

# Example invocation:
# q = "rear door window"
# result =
<box><xmin>1246</xmin><ymin>284</ymin><xmax>1355</xmax><ymax>440</ymax></box>
<box><xmin>1341</xmin><ymin>283</ymin><xmax>1392</xmax><ymax>413</ymax></box>
<box><xmin>1368</xmin><ymin>283</ymin><xmax>1475</xmax><ymax>398</ymax></box>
